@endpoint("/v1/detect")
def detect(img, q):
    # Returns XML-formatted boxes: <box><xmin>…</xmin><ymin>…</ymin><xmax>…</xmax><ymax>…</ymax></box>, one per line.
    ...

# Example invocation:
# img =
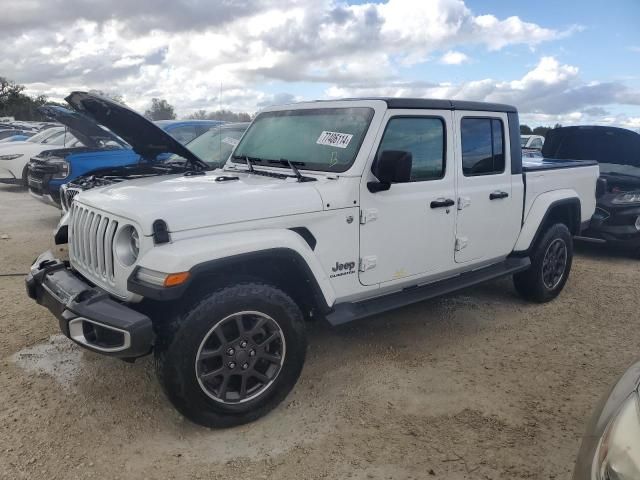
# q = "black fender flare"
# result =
<box><xmin>128</xmin><ymin>248</ymin><xmax>331</xmax><ymax>314</ymax></box>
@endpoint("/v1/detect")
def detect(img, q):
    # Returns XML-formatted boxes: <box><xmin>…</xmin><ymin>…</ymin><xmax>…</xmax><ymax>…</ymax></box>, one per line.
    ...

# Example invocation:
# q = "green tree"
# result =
<box><xmin>144</xmin><ymin>98</ymin><xmax>176</xmax><ymax>120</ymax></box>
<box><xmin>186</xmin><ymin>109</ymin><xmax>252</xmax><ymax>122</ymax></box>
<box><xmin>0</xmin><ymin>76</ymin><xmax>51</xmax><ymax>120</ymax></box>
<box><xmin>520</xmin><ymin>124</ymin><xmax>532</xmax><ymax>135</ymax></box>
<box><xmin>532</xmin><ymin>126</ymin><xmax>551</xmax><ymax>136</ymax></box>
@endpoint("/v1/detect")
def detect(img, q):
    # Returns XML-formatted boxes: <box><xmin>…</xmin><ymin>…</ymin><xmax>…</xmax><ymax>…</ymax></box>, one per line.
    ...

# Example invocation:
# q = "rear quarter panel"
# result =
<box><xmin>515</xmin><ymin>165</ymin><xmax>599</xmax><ymax>251</ymax></box>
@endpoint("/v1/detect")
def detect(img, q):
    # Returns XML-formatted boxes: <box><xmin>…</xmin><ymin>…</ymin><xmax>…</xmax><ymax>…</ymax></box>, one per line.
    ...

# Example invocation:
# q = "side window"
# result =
<box><xmin>376</xmin><ymin>117</ymin><xmax>445</xmax><ymax>182</ymax></box>
<box><xmin>170</xmin><ymin>126</ymin><xmax>198</xmax><ymax>144</ymax></box>
<box><xmin>461</xmin><ymin>118</ymin><xmax>505</xmax><ymax>176</ymax></box>
<box><xmin>531</xmin><ymin>138</ymin><xmax>543</xmax><ymax>149</ymax></box>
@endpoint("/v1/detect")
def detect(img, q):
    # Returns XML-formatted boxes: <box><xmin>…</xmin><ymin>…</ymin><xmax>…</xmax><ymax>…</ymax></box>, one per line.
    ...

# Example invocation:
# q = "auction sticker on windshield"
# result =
<box><xmin>222</xmin><ymin>137</ymin><xmax>240</xmax><ymax>146</ymax></box>
<box><xmin>316</xmin><ymin>131</ymin><xmax>353</xmax><ymax>149</ymax></box>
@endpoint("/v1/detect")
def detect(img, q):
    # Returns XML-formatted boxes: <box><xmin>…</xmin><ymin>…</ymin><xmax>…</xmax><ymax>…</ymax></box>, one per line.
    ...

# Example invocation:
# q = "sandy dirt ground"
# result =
<box><xmin>1</xmin><ymin>183</ymin><xmax>639</xmax><ymax>480</ymax></box>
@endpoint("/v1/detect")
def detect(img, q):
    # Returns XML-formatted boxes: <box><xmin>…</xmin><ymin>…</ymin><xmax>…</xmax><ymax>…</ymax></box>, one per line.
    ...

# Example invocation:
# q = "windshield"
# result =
<box><xmin>520</xmin><ymin>136</ymin><xmax>529</xmax><ymax>147</ymax></box>
<box><xmin>232</xmin><ymin>107</ymin><xmax>374</xmax><ymax>172</ymax></box>
<box><xmin>47</xmin><ymin>131</ymin><xmax>78</xmax><ymax>146</ymax></box>
<box><xmin>166</xmin><ymin>125</ymin><xmax>249</xmax><ymax>168</ymax></box>
<box><xmin>28</xmin><ymin>127</ymin><xmax>62</xmax><ymax>143</ymax></box>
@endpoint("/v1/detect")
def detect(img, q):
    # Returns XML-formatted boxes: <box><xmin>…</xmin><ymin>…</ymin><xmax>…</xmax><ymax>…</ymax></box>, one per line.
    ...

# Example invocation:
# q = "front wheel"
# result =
<box><xmin>154</xmin><ymin>282</ymin><xmax>307</xmax><ymax>428</ymax></box>
<box><xmin>514</xmin><ymin>223</ymin><xmax>573</xmax><ymax>303</ymax></box>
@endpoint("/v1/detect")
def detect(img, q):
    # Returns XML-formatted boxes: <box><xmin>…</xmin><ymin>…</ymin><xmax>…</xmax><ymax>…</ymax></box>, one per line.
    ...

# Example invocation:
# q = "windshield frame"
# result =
<box><xmin>231</xmin><ymin>107</ymin><xmax>375</xmax><ymax>173</ymax></box>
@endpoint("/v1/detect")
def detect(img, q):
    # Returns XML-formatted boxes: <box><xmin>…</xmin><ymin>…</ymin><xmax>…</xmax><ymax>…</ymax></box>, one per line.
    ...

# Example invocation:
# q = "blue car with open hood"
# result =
<box><xmin>28</xmin><ymin>95</ymin><xmax>223</xmax><ymax>208</ymax></box>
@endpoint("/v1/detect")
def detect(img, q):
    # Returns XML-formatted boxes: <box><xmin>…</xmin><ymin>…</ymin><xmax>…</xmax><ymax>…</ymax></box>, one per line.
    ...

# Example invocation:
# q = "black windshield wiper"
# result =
<box><xmin>231</xmin><ymin>155</ymin><xmax>262</xmax><ymax>172</ymax></box>
<box><xmin>267</xmin><ymin>158</ymin><xmax>312</xmax><ymax>182</ymax></box>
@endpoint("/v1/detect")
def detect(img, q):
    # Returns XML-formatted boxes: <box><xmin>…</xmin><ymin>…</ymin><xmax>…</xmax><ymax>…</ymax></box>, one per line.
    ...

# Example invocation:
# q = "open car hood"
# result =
<box><xmin>38</xmin><ymin>105</ymin><xmax>125</xmax><ymax>149</ymax></box>
<box><xmin>542</xmin><ymin>126</ymin><xmax>640</xmax><ymax>166</ymax></box>
<box><xmin>64</xmin><ymin>91</ymin><xmax>208</xmax><ymax>169</ymax></box>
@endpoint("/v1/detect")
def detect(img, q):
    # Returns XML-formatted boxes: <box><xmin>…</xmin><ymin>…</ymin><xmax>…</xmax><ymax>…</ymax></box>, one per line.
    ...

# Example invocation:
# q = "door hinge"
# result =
<box><xmin>360</xmin><ymin>209</ymin><xmax>378</xmax><ymax>225</ymax></box>
<box><xmin>458</xmin><ymin>197</ymin><xmax>471</xmax><ymax>210</ymax></box>
<box><xmin>455</xmin><ymin>237</ymin><xmax>468</xmax><ymax>251</ymax></box>
<box><xmin>359</xmin><ymin>256</ymin><xmax>377</xmax><ymax>272</ymax></box>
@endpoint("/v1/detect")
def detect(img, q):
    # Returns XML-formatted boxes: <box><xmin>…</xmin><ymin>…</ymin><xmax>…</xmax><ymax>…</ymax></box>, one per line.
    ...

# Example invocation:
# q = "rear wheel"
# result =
<box><xmin>514</xmin><ymin>223</ymin><xmax>573</xmax><ymax>303</ymax></box>
<box><xmin>154</xmin><ymin>282</ymin><xmax>306</xmax><ymax>428</ymax></box>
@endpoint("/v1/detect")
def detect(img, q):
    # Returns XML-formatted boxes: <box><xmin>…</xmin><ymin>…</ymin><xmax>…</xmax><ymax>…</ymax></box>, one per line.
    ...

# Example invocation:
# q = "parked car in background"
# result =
<box><xmin>542</xmin><ymin>126</ymin><xmax>640</xmax><ymax>253</ymax></box>
<box><xmin>155</xmin><ymin>119</ymin><xmax>225</xmax><ymax>145</ymax></box>
<box><xmin>27</xmin><ymin>96</ymin><xmax>599</xmax><ymax>427</ymax></box>
<box><xmin>29</xmin><ymin>99</ymin><xmax>224</xmax><ymax>208</ymax></box>
<box><xmin>573</xmin><ymin>359</ymin><xmax>640</xmax><ymax>479</ymax></box>
<box><xmin>521</xmin><ymin>134</ymin><xmax>545</xmax><ymax>151</ymax></box>
<box><xmin>0</xmin><ymin>134</ymin><xmax>31</xmax><ymax>143</ymax></box>
<box><xmin>0</xmin><ymin>127</ymin><xmax>75</xmax><ymax>185</ymax></box>
<box><xmin>60</xmin><ymin>122</ymin><xmax>249</xmax><ymax>211</ymax></box>
<box><xmin>0</xmin><ymin>129</ymin><xmax>35</xmax><ymax>141</ymax></box>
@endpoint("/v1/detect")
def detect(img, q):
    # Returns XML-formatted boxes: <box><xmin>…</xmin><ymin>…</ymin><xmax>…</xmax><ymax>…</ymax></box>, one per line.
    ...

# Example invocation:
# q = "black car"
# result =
<box><xmin>542</xmin><ymin>126</ymin><xmax>640</xmax><ymax>252</ymax></box>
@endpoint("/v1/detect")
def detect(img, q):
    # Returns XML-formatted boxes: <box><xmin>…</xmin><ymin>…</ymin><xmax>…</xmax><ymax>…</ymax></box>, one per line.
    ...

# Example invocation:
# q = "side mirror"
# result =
<box><xmin>368</xmin><ymin>150</ymin><xmax>412</xmax><ymax>193</ymax></box>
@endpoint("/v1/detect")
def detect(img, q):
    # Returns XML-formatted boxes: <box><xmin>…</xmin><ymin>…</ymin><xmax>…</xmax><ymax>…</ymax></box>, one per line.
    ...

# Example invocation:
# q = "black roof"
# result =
<box><xmin>338</xmin><ymin>97</ymin><xmax>517</xmax><ymax>113</ymax></box>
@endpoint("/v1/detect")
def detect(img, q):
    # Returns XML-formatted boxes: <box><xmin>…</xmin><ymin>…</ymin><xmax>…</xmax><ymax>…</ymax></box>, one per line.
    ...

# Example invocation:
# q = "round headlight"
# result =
<box><xmin>635</xmin><ymin>216</ymin><xmax>640</xmax><ymax>231</ymax></box>
<box><xmin>114</xmin><ymin>225</ymin><xmax>139</xmax><ymax>266</ymax></box>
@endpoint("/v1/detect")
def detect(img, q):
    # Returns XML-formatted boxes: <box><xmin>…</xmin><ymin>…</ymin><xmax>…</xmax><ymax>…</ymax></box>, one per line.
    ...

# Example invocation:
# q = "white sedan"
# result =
<box><xmin>0</xmin><ymin>127</ymin><xmax>78</xmax><ymax>185</ymax></box>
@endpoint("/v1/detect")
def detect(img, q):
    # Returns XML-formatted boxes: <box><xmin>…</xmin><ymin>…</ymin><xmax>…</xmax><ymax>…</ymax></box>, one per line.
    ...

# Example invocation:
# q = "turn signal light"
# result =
<box><xmin>163</xmin><ymin>272</ymin><xmax>190</xmax><ymax>287</ymax></box>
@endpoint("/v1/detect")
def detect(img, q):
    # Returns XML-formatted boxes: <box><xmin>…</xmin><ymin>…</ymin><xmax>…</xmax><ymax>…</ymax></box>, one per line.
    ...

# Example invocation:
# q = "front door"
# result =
<box><xmin>359</xmin><ymin>110</ymin><xmax>457</xmax><ymax>286</ymax></box>
<box><xmin>453</xmin><ymin>112</ymin><xmax>521</xmax><ymax>264</ymax></box>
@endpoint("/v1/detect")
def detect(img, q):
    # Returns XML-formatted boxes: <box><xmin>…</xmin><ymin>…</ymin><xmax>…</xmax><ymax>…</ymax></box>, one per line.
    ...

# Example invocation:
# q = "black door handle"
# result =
<box><xmin>430</xmin><ymin>198</ymin><xmax>455</xmax><ymax>209</ymax></box>
<box><xmin>489</xmin><ymin>191</ymin><xmax>509</xmax><ymax>200</ymax></box>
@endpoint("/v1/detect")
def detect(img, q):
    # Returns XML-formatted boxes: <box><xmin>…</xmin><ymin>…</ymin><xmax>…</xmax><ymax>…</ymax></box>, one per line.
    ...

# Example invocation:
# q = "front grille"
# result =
<box><xmin>61</xmin><ymin>185</ymin><xmax>82</xmax><ymax>211</ymax></box>
<box><xmin>70</xmin><ymin>203</ymin><xmax>118</xmax><ymax>284</ymax></box>
<box><xmin>28</xmin><ymin>168</ymin><xmax>46</xmax><ymax>180</ymax></box>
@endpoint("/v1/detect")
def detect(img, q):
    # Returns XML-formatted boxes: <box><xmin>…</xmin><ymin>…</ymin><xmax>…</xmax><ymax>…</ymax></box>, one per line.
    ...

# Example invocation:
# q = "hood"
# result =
<box><xmin>65</xmin><ymin>92</ymin><xmax>208</xmax><ymax>169</ymax></box>
<box><xmin>75</xmin><ymin>171</ymin><xmax>324</xmax><ymax>234</ymax></box>
<box><xmin>38</xmin><ymin>105</ymin><xmax>125</xmax><ymax>150</ymax></box>
<box><xmin>542</xmin><ymin>126</ymin><xmax>640</xmax><ymax>166</ymax></box>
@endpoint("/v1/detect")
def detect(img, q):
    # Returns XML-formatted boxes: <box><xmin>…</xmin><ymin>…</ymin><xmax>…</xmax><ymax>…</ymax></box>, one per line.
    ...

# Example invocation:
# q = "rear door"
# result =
<box><xmin>359</xmin><ymin>110</ymin><xmax>457</xmax><ymax>286</ymax></box>
<box><xmin>454</xmin><ymin>112</ymin><xmax>521</xmax><ymax>264</ymax></box>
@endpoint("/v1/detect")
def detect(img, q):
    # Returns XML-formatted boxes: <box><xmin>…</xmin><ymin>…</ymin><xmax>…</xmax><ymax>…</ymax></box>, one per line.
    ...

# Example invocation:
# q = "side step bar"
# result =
<box><xmin>326</xmin><ymin>257</ymin><xmax>531</xmax><ymax>326</ymax></box>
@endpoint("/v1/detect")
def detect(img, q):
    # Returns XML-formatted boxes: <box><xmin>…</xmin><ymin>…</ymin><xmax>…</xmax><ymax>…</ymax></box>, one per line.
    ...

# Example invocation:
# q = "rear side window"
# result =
<box><xmin>376</xmin><ymin>117</ymin><xmax>445</xmax><ymax>182</ymax></box>
<box><xmin>461</xmin><ymin>118</ymin><xmax>505</xmax><ymax>176</ymax></box>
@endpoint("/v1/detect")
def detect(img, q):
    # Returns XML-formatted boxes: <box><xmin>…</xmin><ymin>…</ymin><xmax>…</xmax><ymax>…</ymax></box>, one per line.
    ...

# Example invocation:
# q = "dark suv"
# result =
<box><xmin>543</xmin><ymin>126</ymin><xmax>640</xmax><ymax>251</ymax></box>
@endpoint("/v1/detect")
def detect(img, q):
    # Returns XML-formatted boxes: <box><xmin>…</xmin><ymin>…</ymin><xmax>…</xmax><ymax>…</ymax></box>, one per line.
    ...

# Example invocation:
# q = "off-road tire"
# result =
<box><xmin>154</xmin><ymin>282</ymin><xmax>306</xmax><ymax>428</ymax></box>
<box><xmin>514</xmin><ymin>223</ymin><xmax>573</xmax><ymax>303</ymax></box>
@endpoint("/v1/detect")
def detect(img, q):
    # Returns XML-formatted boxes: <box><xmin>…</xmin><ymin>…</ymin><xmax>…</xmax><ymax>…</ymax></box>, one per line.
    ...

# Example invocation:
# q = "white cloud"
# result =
<box><xmin>1</xmin><ymin>0</ymin><xmax>579</xmax><ymax>115</ymax></box>
<box><xmin>440</xmin><ymin>50</ymin><xmax>469</xmax><ymax>65</ymax></box>
<box><xmin>326</xmin><ymin>56</ymin><xmax>640</xmax><ymax>127</ymax></box>
<box><xmin>4</xmin><ymin>0</ymin><xmax>636</xmax><ymax>128</ymax></box>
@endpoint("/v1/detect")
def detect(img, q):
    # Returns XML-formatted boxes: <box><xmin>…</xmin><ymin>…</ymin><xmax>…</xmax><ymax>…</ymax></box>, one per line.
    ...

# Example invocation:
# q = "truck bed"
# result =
<box><xmin>523</xmin><ymin>157</ymin><xmax>598</xmax><ymax>172</ymax></box>
<box><xmin>522</xmin><ymin>158</ymin><xmax>599</xmax><ymax>229</ymax></box>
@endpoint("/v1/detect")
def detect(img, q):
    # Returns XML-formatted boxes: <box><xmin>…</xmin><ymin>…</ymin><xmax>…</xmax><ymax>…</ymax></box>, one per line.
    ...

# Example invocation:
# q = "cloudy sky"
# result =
<box><xmin>2</xmin><ymin>0</ymin><xmax>639</xmax><ymax>128</ymax></box>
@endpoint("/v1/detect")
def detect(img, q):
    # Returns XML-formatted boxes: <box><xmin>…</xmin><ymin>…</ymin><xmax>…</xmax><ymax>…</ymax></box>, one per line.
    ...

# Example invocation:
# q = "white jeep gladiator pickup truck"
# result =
<box><xmin>27</xmin><ymin>95</ymin><xmax>599</xmax><ymax>428</ymax></box>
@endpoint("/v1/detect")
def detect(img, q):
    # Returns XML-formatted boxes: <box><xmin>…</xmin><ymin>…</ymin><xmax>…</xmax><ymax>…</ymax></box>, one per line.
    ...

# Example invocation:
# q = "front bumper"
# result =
<box><xmin>26</xmin><ymin>251</ymin><xmax>153</xmax><ymax>358</ymax></box>
<box><xmin>579</xmin><ymin>205</ymin><xmax>640</xmax><ymax>248</ymax></box>
<box><xmin>27</xmin><ymin>163</ymin><xmax>62</xmax><ymax>206</ymax></box>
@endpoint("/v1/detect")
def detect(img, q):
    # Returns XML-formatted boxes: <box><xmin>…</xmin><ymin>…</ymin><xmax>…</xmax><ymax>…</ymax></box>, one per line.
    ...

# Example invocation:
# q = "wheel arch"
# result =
<box><xmin>514</xmin><ymin>193</ymin><xmax>581</xmax><ymax>254</ymax></box>
<box><xmin>130</xmin><ymin>229</ymin><xmax>336</xmax><ymax>317</ymax></box>
<box><xmin>184</xmin><ymin>248</ymin><xmax>332</xmax><ymax>318</ymax></box>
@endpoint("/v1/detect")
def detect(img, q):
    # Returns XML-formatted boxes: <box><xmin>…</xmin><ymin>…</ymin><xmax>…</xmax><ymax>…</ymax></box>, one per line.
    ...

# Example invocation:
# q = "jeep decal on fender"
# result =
<box><xmin>330</xmin><ymin>261</ymin><xmax>356</xmax><ymax>278</ymax></box>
